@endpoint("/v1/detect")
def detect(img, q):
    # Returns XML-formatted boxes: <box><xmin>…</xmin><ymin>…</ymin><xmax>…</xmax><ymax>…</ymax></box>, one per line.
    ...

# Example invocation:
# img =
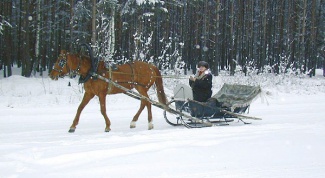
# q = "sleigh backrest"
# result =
<box><xmin>173</xmin><ymin>84</ymin><xmax>193</xmax><ymax>101</ymax></box>
<box><xmin>212</xmin><ymin>83</ymin><xmax>261</xmax><ymax>111</ymax></box>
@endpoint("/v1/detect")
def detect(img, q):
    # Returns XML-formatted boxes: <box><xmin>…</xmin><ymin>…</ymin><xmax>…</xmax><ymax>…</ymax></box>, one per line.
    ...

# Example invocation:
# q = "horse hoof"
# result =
<box><xmin>68</xmin><ymin>128</ymin><xmax>76</xmax><ymax>133</ymax></box>
<box><xmin>148</xmin><ymin>122</ymin><xmax>154</xmax><ymax>130</ymax></box>
<box><xmin>130</xmin><ymin>121</ymin><xmax>136</xmax><ymax>129</ymax></box>
<box><xmin>105</xmin><ymin>128</ymin><xmax>111</xmax><ymax>132</ymax></box>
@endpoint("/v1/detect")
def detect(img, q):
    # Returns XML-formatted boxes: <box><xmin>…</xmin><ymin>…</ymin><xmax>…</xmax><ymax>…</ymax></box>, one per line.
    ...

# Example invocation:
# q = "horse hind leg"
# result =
<box><xmin>130</xmin><ymin>100</ymin><xmax>145</xmax><ymax>129</ymax></box>
<box><xmin>146</xmin><ymin>102</ymin><xmax>154</xmax><ymax>130</ymax></box>
<box><xmin>130</xmin><ymin>90</ymin><xmax>153</xmax><ymax>130</ymax></box>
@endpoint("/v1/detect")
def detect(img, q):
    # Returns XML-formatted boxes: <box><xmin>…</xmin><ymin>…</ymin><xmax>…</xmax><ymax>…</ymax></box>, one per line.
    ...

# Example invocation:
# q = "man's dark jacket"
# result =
<box><xmin>189</xmin><ymin>72</ymin><xmax>212</xmax><ymax>102</ymax></box>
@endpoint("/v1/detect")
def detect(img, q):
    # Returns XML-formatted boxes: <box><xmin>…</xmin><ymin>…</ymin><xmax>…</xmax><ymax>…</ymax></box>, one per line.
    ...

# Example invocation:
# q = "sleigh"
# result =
<box><xmin>163</xmin><ymin>83</ymin><xmax>262</xmax><ymax>128</ymax></box>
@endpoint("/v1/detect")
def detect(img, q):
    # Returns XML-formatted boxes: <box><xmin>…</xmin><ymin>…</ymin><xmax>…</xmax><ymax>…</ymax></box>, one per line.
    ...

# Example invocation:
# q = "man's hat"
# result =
<box><xmin>197</xmin><ymin>61</ymin><xmax>209</xmax><ymax>69</ymax></box>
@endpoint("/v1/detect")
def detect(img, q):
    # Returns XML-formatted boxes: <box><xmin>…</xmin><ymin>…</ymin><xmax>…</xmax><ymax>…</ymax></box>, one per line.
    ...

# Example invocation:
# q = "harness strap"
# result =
<box><xmin>106</xmin><ymin>64</ymin><xmax>113</xmax><ymax>94</ymax></box>
<box><xmin>127</xmin><ymin>62</ymin><xmax>135</xmax><ymax>88</ymax></box>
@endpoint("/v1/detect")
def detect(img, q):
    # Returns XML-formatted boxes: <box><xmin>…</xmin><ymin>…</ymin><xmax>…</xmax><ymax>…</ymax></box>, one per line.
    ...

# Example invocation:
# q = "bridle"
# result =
<box><xmin>52</xmin><ymin>53</ymin><xmax>81</xmax><ymax>77</ymax></box>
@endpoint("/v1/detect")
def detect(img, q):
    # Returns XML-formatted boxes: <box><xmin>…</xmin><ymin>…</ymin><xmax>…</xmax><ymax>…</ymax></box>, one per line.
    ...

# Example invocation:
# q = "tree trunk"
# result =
<box><xmin>1</xmin><ymin>0</ymin><xmax>13</xmax><ymax>77</ymax></box>
<box><xmin>91</xmin><ymin>0</ymin><xmax>97</xmax><ymax>52</ymax></box>
<box><xmin>229</xmin><ymin>0</ymin><xmax>235</xmax><ymax>76</ymax></box>
<box><xmin>33</xmin><ymin>0</ymin><xmax>41</xmax><ymax>76</ymax></box>
<box><xmin>276</xmin><ymin>0</ymin><xmax>285</xmax><ymax>74</ymax></box>
<box><xmin>309</xmin><ymin>0</ymin><xmax>317</xmax><ymax>77</ymax></box>
<box><xmin>213</xmin><ymin>0</ymin><xmax>220</xmax><ymax>76</ymax></box>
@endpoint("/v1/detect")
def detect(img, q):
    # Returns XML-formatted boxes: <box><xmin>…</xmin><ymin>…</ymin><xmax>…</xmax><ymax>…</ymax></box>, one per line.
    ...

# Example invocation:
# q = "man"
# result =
<box><xmin>189</xmin><ymin>61</ymin><xmax>212</xmax><ymax>102</ymax></box>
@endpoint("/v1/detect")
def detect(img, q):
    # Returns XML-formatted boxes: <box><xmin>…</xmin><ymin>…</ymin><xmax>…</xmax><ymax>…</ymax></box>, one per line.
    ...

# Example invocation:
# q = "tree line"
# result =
<box><xmin>0</xmin><ymin>0</ymin><xmax>324</xmax><ymax>78</ymax></box>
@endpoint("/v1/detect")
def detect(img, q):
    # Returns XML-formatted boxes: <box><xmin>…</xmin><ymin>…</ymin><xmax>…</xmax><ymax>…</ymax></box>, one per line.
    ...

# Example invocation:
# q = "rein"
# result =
<box><xmin>106</xmin><ymin>71</ymin><xmax>189</xmax><ymax>80</ymax></box>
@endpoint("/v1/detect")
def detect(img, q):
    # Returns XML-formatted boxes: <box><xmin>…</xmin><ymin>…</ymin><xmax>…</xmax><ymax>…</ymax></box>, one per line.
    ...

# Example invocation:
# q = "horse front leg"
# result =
<box><xmin>98</xmin><ymin>93</ymin><xmax>111</xmax><ymax>132</ymax></box>
<box><xmin>69</xmin><ymin>92</ymin><xmax>94</xmax><ymax>133</ymax></box>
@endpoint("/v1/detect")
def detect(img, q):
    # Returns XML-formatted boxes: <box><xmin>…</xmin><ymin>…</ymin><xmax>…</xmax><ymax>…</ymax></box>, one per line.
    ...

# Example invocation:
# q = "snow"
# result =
<box><xmin>0</xmin><ymin>69</ymin><xmax>325</xmax><ymax>178</ymax></box>
<box><xmin>136</xmin><ymin>0</ymin><xmax>160</xmax><ymax>5</ymax></box>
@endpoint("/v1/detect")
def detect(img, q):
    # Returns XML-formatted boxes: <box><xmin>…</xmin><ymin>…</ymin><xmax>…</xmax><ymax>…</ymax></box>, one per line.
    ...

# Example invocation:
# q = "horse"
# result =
<box><xmin>49</xmin><ymin>50</ymin><xmax>167</xmax><ymax>132</ymax></box>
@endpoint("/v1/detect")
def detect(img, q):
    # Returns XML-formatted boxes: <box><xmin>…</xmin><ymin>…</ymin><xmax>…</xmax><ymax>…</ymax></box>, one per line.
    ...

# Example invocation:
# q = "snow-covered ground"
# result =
<box><xmin>0</xmin><ymin>69</ymin><xmax>324</xmax><ymax>178</ymax></box>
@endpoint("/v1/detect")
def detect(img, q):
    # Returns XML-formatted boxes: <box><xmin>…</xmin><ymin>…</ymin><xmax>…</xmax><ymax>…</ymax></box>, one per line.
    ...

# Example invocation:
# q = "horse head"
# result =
<box><xmin>49</xmin><ymin>50</ymin><xmax>70</xmax><ymax>80</ymax></box>
<box><xmin>50</xmin><ymin>50</ymin><xmax>91</xmax><ymax>80</ymax></box>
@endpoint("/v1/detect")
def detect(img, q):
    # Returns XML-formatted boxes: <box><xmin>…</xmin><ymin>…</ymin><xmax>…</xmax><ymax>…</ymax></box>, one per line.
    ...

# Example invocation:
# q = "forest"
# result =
<box><xmin>0</xmin><ymin>0</ymin><xmax>324</xmax><ymax>78</ymax></box>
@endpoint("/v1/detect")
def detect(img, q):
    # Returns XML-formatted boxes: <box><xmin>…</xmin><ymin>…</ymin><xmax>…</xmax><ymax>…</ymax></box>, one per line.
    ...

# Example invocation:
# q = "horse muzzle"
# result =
<box><xmin>49</xmin><ymin>72</ymin><xmax>59</xmax><ymax>80</ymax></box>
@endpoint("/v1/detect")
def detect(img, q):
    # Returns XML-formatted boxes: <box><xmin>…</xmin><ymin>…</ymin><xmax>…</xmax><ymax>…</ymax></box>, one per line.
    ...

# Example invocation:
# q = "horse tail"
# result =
<box><xmin>153</xmin><ymin>67</ymin><xmax>167</xmax><ymax>106</ymax></box>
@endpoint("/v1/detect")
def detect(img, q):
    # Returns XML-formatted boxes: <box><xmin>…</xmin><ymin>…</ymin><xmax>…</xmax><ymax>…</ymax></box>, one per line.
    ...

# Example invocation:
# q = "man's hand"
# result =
<box><xmin>189</xmin><ymin>76</ymin><xmax>196</xmax><ymax>81</ymax></box>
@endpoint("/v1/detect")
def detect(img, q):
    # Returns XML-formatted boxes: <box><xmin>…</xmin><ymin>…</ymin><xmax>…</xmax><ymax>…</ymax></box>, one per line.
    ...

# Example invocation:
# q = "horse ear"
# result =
<box><xmin>60</xmin><ymin>50</ymin><xmax>67</xmax><ymax>54</ymax></box>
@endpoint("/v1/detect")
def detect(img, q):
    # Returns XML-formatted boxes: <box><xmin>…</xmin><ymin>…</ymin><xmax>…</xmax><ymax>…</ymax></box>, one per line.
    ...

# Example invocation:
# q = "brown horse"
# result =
<box><xmin>49</xmin><ymin>50</ymin><xmax>167</xmax><ymax>132</ymax></box>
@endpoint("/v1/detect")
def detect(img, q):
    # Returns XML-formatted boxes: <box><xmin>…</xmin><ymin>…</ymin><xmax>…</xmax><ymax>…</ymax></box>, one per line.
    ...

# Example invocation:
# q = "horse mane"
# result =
<box><xmin>73</xmin><ymin>52</ymin><xmax>90</xmax><ymax>60</ymax></box>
